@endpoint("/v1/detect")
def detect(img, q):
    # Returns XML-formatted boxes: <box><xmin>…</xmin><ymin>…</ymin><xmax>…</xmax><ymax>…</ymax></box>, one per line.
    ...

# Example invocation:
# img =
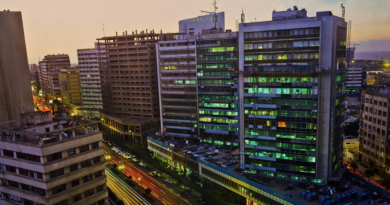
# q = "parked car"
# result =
<box><xmin>132</xmin><ymin>158</ymin><xmax>139</xmax><ymax>162</ymax></box>
<box><xmin>182</xmin><ymin>190</ymin><xmax>191</xmax><ymax>195</ymax></box>
<box><xmin>139</xmin><ymin>162</ymin><xmax>148</xmax><ymax>167</ymax></box>
<box><xmin>165</xmin><ymin>179</ymin><xmax>173</xmax><ymax>184</ymax></box>
<box><xmin>148</xmin><ymin>172</ymin><xmax>156</xmax><ymax>176</ymax></box>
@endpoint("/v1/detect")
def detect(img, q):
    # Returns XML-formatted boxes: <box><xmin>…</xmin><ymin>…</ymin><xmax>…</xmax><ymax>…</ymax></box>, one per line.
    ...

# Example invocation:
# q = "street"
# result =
<box><xmin>104</xmin><ymin>144</ymin><xmax>192</xmax><ymax>205</ymax></box>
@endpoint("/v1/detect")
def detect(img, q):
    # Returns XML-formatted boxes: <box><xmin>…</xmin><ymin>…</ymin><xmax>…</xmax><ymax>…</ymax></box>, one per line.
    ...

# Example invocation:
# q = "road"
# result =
<box><xmin>104</xmin><ymin>144</ymin><xmax>191</xmax><ymax>205</ymax></box>
<box><xmin>106</xmin><ymin>168</ymin><xmax>151</xmax><ymax>205</ymax></box>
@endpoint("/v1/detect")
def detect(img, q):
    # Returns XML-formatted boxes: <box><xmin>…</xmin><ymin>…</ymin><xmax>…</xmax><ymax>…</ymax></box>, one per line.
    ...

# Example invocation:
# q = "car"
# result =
<box><xmin>139</xmin><ymin>162</ymin><xmax>148</xmax><ymax>167</ymax></box>
<box><xmin>132</xmin><ymin>158</ymin><xmax>139</xmax><ymax>162</ymax></box>
<box><xmin>165</xmin><ymin>179</ymin><xmax>173</xmax><ymax>184</ymax></box>
<box><xmin>148</xmin><ymin>172</ymin><xmax>156</xmax><ymax>176</ymax></box>
<box><xmin>122</xmin><ymin>154</ymin><xmax>131</xmax><ymax>159</ymax></box>
<box><xmin>182</xmin><ymin>190</ymin><xmax>191</xmax><ymax>195</ymax></box>
<box><xmin>197</xmin><ymin>198</ymin><xmax>206</xmax><ymax>204</ymax></box>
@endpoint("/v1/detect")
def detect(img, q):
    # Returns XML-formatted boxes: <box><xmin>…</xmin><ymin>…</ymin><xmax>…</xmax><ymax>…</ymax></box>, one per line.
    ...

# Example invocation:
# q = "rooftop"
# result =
<box><xmin>100</xmin><ymin>113</ymin><xmax>156</xmax><ymax>124</ymax></box>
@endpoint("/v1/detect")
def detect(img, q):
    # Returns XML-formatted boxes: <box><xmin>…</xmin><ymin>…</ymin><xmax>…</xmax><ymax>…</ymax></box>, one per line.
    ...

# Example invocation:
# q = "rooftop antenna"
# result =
<box><xmin>103</xmin><ymin>24</ymin><xmax>105</xmax><ymax>37</ymax></box>
<box><xmin>200</xmin><ymin>0</ymin><xmax>218</xmax><ymax>29</ymax></box>
<box><xmin>241</xmin><ymin>9</ymin><xmax>245</xmax><ymax>23</ymax></box>
<box><xmin>341</xmin><ymin>4</ymin><xmax>345</xmax><ymax>18</ymax></box>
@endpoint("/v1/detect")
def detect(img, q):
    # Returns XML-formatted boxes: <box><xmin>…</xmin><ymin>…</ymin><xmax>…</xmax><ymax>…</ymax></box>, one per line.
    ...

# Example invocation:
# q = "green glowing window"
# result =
<box><xmin>226</xmin><ymin>142</ymin><xmax>231</xmax><ymax>145</ymax></box>
<box><xmin>311</xmin><ymin>178</ymin><xmax>325</xmax><ymax>184</ymax></box>
<box><xmin>174</xmin><ymin>80</ymin><xmax>183</xmax><ymax>84</ymax></box>
<box><xmin>214</xmin><ymin>141</ymin><xmax>224</xmax><ymax>145</ymax></box>
<box><xmin>233</xmin><ymin>143</ymin><xmax>238</xmax><ymax>146</ymax></box>
<box><xmin>277</xmin><ymin>174</ymin><xmax>288</xmax><ymax>178</ymax></box>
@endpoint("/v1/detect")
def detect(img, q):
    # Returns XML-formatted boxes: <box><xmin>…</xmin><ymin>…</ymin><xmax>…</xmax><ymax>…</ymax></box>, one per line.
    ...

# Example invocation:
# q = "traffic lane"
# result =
<box><xmin>106</xmin><ymin>170</ymin><xmax>145</xmax><ymax>205</ymax></box>
<box><xmin>104</xmin><ymin>145</ymin><xmax>191</xmax><ymax>205</ymax></box>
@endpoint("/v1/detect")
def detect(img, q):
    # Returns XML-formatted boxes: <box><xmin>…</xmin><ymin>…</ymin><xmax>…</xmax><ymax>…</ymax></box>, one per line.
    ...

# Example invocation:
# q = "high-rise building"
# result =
<box><xmin>39</xmin><ymin>54</ymin><xmax>70</xmax><ymax>96</ymax></box>
<box><xmin>346</xmin><ymin>67</ymin><xmax>363</xmax><ymax>93</ymax></box>
<box><xmin>179</xmin><ymin>12</ymin><xmax>225</xmax><ymax>34</ymax></box>
<box><xmin>359</xmin><ymin>85</ymin><xmax>390</xmax><ymax>175</ymax></box>
<box><xmin>0</xmin><ymin>111</ymin><xmax>107</xmax><ymax>205</ymax></box>
<box><xmin>157</xmin><ymin>30</ymin><xmax>239</xmax><ymax>146</ymax></box>
<box><xmin>60</xmin><ymin>67</ymin><xmax>82</xmax><ymax>106</ymax></box>
<box><xmin>47</xmin><ymin>68</ymin><xmax>62</xmax><ymax>100</ymax></box>
<box><xmin>77</xmin><ymin>44</ymin><xmax>104</xmax><ymax>117</ymax></box>
<box><xmin>238</xmin><ymin>9</ymin><xmax>347</xmax><ymax>183</ymax></box>
<box><xmin>97</xmin><ymin>30</ymin><xmax>175</xmax><ymax>144</ymax></box>
<box><xmin>0</xmin><ymin>11</ymin><xmax>34</xmax><ymax>125</ymax></box>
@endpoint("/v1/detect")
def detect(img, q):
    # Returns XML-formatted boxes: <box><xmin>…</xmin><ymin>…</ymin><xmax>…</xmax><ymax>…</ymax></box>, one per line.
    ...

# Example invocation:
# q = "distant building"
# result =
<box><xmin>346</xmin><ymin>67</ymin><xmax>363</xmax><ymax>92</ymax></box>
<box><xmin>366</xmin><ymin>70</ymin><xmax>385</xmax><ymax>85</ymax></box>
<box><xmin>39</xmin><ymin>54</ymin><xmax>71</xmax><ymax>96</ymax></box>
<box><xmin>60</xmin><ymin>67</ymin><xmax>82</xmax><ymax>106</ymax></box>
<box><xmin>0</xmin><ymin>111</ymin><xmax>107</xmax><ymax>205</ymax></box>
<box><xmin>359</xmin><ymin>85</ymin><xmax>390</xmax><ymax>174</ymax></box>
<box><xmin>47</xmin><ymin>68</ymin><xmax>62</xmax><ymax>100</ymax></box>
<box><xmin>77</xmin><ymin>43</ymin><xmax>104</xmax><ymax>118</ymax></box>
<box><xmin>179</xmin><ymin>12</ymin><xmax>225</xmax><ymax>34</ymax></box>
<box><xmin>0</xmin><ymin>11</ymin><xmax>34</xmax><ymax>126</ymax></box>
<box><xmin>97</xmin><ymin>30</ymin><xmax>175</xmax><ymax>144</ymax></box>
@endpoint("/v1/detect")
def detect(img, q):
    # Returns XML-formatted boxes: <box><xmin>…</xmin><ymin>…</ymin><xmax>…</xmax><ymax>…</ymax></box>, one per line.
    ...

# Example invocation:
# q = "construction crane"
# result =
<box><xmin>200</xmin><ymin>0</ymin><xmax>218</xmax><ymax>29</ymax></box>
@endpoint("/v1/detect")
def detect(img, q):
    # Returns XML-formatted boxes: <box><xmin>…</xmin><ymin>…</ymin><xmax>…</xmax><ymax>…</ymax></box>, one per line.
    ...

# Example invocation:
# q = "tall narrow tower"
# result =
<box><xmin>0</xmin><ymin>11</ymin><xmax>33</xmax><ymax>125</ymax></box>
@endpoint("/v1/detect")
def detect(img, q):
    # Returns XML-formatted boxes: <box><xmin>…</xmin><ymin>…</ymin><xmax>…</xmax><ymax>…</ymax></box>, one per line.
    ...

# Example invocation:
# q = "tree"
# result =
<box><xmin>382</xmin><ymin>177</ymin><xmax>390</xmax><ymax>191</ymax></box>
<box><xmin>344</xmin><ymin>121</ymin><xmax>359</xmax><ymax>137</ymax></box>
<box><xmin>145</xmin><ymin>188</ymin><xmax>151</xmax><ymax>195</ymax></box>
<box><xmin>350</xmin><ymin>161</ymin><xmax>358</xmax><ymax>172</ymax></box>
<box><xmin>113</xmin><ymin>164</ymin><xmax>118</xmax><ymax>169</ymax></box>
<box><xmin>116</xmin><ymin>200</ymin><xmax>125</xmax><ymax>205</ymax></box>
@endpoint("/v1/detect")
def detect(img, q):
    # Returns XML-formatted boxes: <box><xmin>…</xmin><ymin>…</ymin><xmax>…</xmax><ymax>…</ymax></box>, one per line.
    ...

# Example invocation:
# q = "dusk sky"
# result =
<box><xmin>3</xmin><ymin>0</ymin><xmax>390</xmax><ymax>64</ymax></box>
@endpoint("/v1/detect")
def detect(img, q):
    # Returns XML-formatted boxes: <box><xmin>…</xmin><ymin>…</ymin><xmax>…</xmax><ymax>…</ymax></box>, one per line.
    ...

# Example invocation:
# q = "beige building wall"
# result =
<box><xmin>0</xmin><ymin>11</ymin><xmax>34</xmax><ymax>124</ymax></box>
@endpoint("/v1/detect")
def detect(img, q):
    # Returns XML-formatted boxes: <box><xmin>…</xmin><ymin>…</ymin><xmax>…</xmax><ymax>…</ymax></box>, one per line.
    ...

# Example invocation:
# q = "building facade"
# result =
<box><xmin>359</xmin><ymin>86</ymin><xmax>390</xmax><ymax>175</ymax></box>
<box><xmin>77</xmin><ymin>44</ymin><xmax>104</xmax><ymax>117</ymax></box>
<box><xmin>366</xmin><ymin>71</ymin><xmax>385</xmax><ymax>85</ymax></box>
<box><xmin>0</xmin><ymin>112</ymin><xmax>107</xmax><ymax>205</ymax></box>
<box><xmin>157</xmin><ymin>31</ymin><xmax>240</xmax><ymax>147</ymax></box>
<box><xmin>0</xmin><ymin>11</ymin><xmax>34</xmax><ymax>125</ymax></box>
<box><xmin>39</xmin><ymin>54</ymin><xmax>71</xmax><ymax>97</ymax></box>
<box><xmin>97</xmin><ymin>30</ymin><xmax>174</xmax><ymax>144</ymax></box>
<box><xmin>47</xmin><ymin>68</ymin><xmax>62</xmax><ymax>100</ymax></box>
<box><xmin>238</xmin><ymin>10</ymin><xmax>347</xmax><ymax>183</ymax></box>
<box><xmin>346</xmin><ymin>67</ymin><xmax>363</xmax><ymax>93</ymax></box>
<box><xmin>179</xmin><ymin>12</ymin><xmax>225</xmax><ymax>35</ymax></box>
<box><xmin>60</xmin><ymin>67</ymin><xmax>82</xmax><ymax>106</ymax></box>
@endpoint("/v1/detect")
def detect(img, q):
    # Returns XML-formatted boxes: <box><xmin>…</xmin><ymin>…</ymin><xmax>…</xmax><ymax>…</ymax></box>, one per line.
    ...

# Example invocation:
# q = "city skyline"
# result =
<box><xmin>3</xmin><ymin>0</ymin><xmax>390</xmax><ymax>64</ymax></box>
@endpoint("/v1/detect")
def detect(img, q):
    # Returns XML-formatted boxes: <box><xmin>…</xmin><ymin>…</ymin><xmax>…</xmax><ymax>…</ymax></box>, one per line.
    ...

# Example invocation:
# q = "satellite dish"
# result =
<box><xmin>22</xmin><ymin>105</ymin><xmax>26</xmax><ymax>113</ymax></box>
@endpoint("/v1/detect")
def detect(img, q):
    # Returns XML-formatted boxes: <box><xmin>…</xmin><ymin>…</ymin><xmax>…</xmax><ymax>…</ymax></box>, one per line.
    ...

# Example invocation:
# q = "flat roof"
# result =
<box><xmin>100</xmin><ymin>113</ymin><xmax>155</xmax><ymax>124</ymax></box>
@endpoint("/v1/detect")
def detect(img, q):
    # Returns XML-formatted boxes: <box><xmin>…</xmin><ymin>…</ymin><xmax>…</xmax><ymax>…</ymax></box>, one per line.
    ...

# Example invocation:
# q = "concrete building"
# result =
<box><xmin>346</xmin><ymin>67</ymin><xmax>363</xmax><ymax>93</ymax></box>
<box><xmin>47</xmin><ymin>68</ymin><xmax>62</xmax><ymax>100</ymax></box>
<box><xmin>366</xmin><ymin>70</ymin><xmax>385</xmax><ymax>85</ymax></box>
<box><xmin>0</xmin><ymin>111</ymin><xmax>107</xmax><ymax>205</ymax></box>
<box><xmin>0</xmin><ymin>11</ymin><xmax>34</xmax><ymax>126</ymax></box>
<box><xmin>39</xmin><ymin>54</ymin><xmax>71</xmax><ymax>97</ymax></box>
<box><xmin>359</xmin><ymin>86</ymin><xmax>390</xmax><ymax>175</ymax></box>
<box><xmin>77</xmin><ymin>44</ymin><xmax>104</xmax><ymax>118</ymax></box>
<box><xmin>179</xmin><ymin>12</ymin><xmax>225</xmax><ymax>34</ymax></box>
<box><xmin>156</xmin><ymin>30</ymin><xmax>239</xmax><ymax>147</ymax></box>
<box><xmin>97</xmin><ymin>30</ymin><xmax>175</xmax><ymax>144</ymax></box>
<box><xmin>238</xmin><ymin>9</ymin><xmax>347</xmax><ymax>184</ymax></box>
<box><xmin>344</xmin><ymin>138</ymin><xmax>359</xmax><ymax>161</ymax></box>
<box><xmin>60</xmin><ymin>67</ymin><xmax>82</xmax><ymax>106</ymax></box>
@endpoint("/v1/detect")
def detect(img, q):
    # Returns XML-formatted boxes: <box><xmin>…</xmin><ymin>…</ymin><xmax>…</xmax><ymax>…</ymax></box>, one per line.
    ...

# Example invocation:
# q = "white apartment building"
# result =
<box><xmin>0</xmin><ymin>111</ymin><xmax>108</xmax><ymax>205</ymax></box>
<box><xmin>77</xmin><ymin>43</ymin><xmax>105</xmax><ymax>118</ymax></box>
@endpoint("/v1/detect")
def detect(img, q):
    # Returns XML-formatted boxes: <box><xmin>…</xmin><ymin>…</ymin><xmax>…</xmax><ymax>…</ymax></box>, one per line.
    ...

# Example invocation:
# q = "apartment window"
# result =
<box><xmin>385</xmin><ymin>102</ymin><xmax>388</xmax><ymax>107</ymax></box>
<box><xmin>8</xmin><ymin>180</ymin><xmax>19</xmax><ymax>188</ymax></box>
<box><xmin>96</xmin><ymin>184</ymin><xmax>104</xmax><ymax>192</ymax></box>
<box><xmin>373</xmin><ymin>118</ymin><xmax>377</xmax><ymax>123</ymax></box>
<box><xmin>382</xmin><ymin>130</ymin><xmax>386</xmax><ymax>135</ymax></box>
<box><xmin>383</xmin><ymin>121</ymin><xmax>386</xmax><ymax>126</ymax></box>
<box><xmin>69</xmin><ymin>163</ymin><xmax>79</xmax><ymax>172</ymax></box>
<box><xmin>384</xmin><ymin>112</ymin><xmax>387</xmax><ymax>117</ymax></box>
<box><xmin>3</xmin><ymin>149</ymin><xmax>14</xmax><ymax>157</ymax></box>
<box><xmin>81</xmin><ymin>159</ymin><xmax>92</xmax><ymax>168</ymax></box>
<box><xmin>73</xmin><ymin>194</ymin><xmax>82</xmax><ymax>202</ymax></box>
<box><xmin>21</xmin><ymin>183</ymin><xmax>46</xmax><ymax>196</ymax></box>
<box><xmin>19</xmin><ymin>168</ymin><xmax>43</xmax><ymax>179</ymax></box>
<box><xmin>374</xmin><ymin>100</ymin><xmax>377</xmax><ymax>105</ymax></box>
<box><xmin>9</xmin><ymin>194</ymin><xmax>21</xmax><ymax>203</ymax></box>
<box><xmin>378</xmin><ymin>110</ymin><xmax>382</xmax><ymax>115</ymax></box>
<box><xmin>79</xmin><ymin>144</ymin><xmax>90</xmax><ymax>153</ymax></box>
<box><xmin>52</xmin><ymin>184</ymin><xmax>67</xmax><ymax>195</ymax></box>
<box><xmin>91</xmin><ymin>142</ymin><xmax>99</xmax><ymax>149</ymax></box>
<box><xmin>83</xmin><ymin>174</ymin><xmax>93</xmax><ymax>183</ymax></box>
<box><xmin>84</xmin><ymin>188</ymin><xmax>95</xmax><ymax>197</ymax></box>
<box><xmin>95</xmin><ymin>170</ymin><xmax>103</xmax><ymax>178</ymax></box>
<box><xmin>47</xmin><ymin>152</ymin><xmax>62</xmax><ymax>162</ymax></box>
<box><xmin>6</xmin><ymin>165</ymin><xmax>16</xmax><ymax>173</ymax></box>
<box><xmin>50</xmin><ymin>168</ymin><xmax>64</xmax><ymax>179</ymax></box>
<box><xmin>366</xmin><ymin>98</ymin><xmax>369</xmax><ymax>103</ymax></box>
<box><xmin>67</xmin><ymin>148</ymin><xmax>76</xmax><ymax>156</ymax></box>
<box><xmin>97</xmin><ymin>199</ymin><xmax>106</xmax><ymax>205</ymax></box>
<box><xmin>378</xmin><ymin>119</ymin><xmax>382</xmax><ymax>125</ymax></box>
<box><xmin>93</xmin><ymin>156</ymin><xmax>101</xmax><ymax>164</ymax></box>
<box><xmin>71</xmin><ymin>179</ymin><xmax>80</xmax><ymax>187</ymax></box>
<box><xmin>379</xmin><ymin>101</ymin><xmax>383</xmax><ymax>106</ymax></box>
<box><xmin>365</xmin><ymin>107</ymin><xmax>368</xmax><ymax>112</ymax></box>
<box><xmin>23</xmin><ymin>199</ymin><xmax>37</xmax><ymax>205</ymax></box>
<box><xmin>16</xmin><ymin>152</ymin><xmax>41</xmax><ymax>162</ymax></box>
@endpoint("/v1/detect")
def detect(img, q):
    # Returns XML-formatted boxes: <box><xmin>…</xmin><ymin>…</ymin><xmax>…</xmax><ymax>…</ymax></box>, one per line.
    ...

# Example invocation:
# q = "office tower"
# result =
<box><xmin>179</xmin><ymin>12</ymin><xmax>225</xmax><ymax>34</ymax></box>
<box><xmin>60</xmin><ymin>67</ymin><xmax>82</xmax><ymax>106</ymax></box>
<box><xmin>77</xmin><ymin>43</ymin><xmax>104</xmax><ymax>117</ymax></box>
<box><xmin>47</xmin><ymin>68</ymin><xmax>62</xmax><ymax>100</ymax></box>
<box><xmin>97</xmin><ymin>30</ymin><xmax>175</xmax><ymax>144</ymax></box>
<box><xmin>0</xmin><ymin>11</ymin><xmax>34</xmax><ymax>125</ymax></box>
<box><xmin>346</xmin><ymin>67</ymin><xmax>363</xmax><ymax>93</ymax></box>
<box><xmin>39</xmin><ymin>54</ymin><xmax>70</xmax><ymax>96</ymax></box>
<box><xmin>238</xmin><ymin>9</ymin><xmax>347</xmax><ymax>183</ymax></box>
<box><xmin>359</xmin><ymin>85</ymin><xmax>389</xmax><ymax>175</ymax></box>
<box><xmin>157</xmin><ymin>30</ymin><xmax>239</xmax><ymax>147</ymax></box>
<box><xmin>0</xmin><ymin>111</ymin><xmax>107</xmax><ymax>205</ymax></box>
